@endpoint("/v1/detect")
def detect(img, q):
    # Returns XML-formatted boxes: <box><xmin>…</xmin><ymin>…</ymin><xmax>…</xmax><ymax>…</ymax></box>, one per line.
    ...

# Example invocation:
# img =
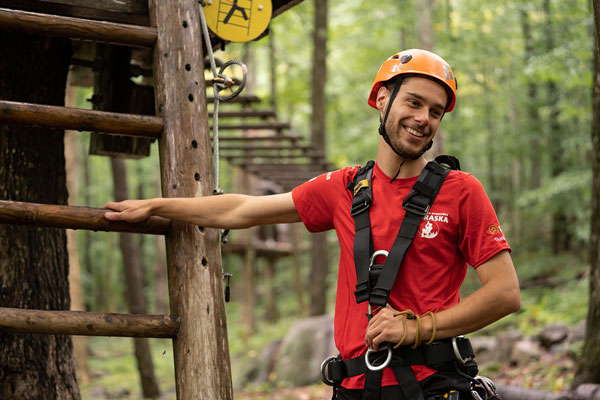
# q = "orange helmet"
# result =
<box><xmin>367</xmin><ymin>49</ymin><xmax>457</xmax><ymax>112</ymax></box>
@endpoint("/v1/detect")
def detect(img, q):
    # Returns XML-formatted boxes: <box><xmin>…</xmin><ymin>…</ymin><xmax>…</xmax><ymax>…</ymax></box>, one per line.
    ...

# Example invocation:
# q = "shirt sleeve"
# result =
<box><xmin>291</xmin><ymin>167</ymin><xmax>355</xmax><ymax>233</ymax></box>
<box><xmin>457</xmin><ymin>173</ymin><xmax>511</xmax><ymax>268</ymax></box>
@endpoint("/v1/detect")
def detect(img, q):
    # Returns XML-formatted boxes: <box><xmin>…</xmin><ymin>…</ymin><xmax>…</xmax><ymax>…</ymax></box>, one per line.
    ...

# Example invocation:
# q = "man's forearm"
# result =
<box><xmin>149</xmin><ymin>194</ymin><xmax>250</xmax><ymax>228</ymax></box>
<box><xmin>104</xmin><ymin>192</ymin><xmax>301</xmax><ymax>229</ymax></box>
<box><xmin>423</xmin><ymin>250</ymin><xmax>520</xmax><ymax>342</ymax></box>
<box><xmin>366</xmin><ymin>250</ymin><xmax>520</xmax><ymax>349</ymax></box>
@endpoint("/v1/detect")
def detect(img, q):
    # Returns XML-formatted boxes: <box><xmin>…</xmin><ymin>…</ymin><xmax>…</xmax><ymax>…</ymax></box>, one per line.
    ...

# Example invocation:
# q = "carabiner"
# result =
<box><xmin>369</xmin><ymin>249</ymin><xmax>389</xmax><ymax>266</ymax></box>
<box><xmin>367</xmin><ymin>250</ymin><xmax>389</xmax><ymax>320</ymax></box>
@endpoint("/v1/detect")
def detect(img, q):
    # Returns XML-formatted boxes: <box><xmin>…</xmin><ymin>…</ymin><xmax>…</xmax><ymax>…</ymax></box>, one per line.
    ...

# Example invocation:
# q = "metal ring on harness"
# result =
<box><xmin>320</xmin><ymin>356</ymin><xmax>338</xmax><ymax>386</ymax></box>
<box><xmin>365</xmin><ymin>344</ymin><xmax>393</xmax><ymax>372</ymax></box>
<box><xmin>369</xmin><ymin>249</ymin><xmax>389</xmax><ymax>266</ymax></box>
<box><xmin>452</xmin><ymin>336</ymin><xmax>473</xmax><ymax>365</ymax></box>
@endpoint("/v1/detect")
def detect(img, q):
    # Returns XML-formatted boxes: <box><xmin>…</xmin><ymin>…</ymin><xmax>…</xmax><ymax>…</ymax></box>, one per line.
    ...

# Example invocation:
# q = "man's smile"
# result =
<box><xmin>404</xmin><ymin>125</ymin><xmax>426</xmax><ymax>138</ymax></box>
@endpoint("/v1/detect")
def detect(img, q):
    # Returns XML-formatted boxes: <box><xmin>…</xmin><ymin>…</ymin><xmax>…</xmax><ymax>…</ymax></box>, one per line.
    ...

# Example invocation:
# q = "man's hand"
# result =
<box><xmin>365</xmin><ymin>305</ymin><xmax>408</xmax><ymax>351</ymax></box>
<box><xmin>103</xmin><ymin>199</ymin><xmax>154</xmax><ymax>223</ymax></box>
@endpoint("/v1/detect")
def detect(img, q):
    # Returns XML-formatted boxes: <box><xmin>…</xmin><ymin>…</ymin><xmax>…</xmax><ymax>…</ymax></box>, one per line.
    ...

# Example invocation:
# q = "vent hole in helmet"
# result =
<box><xmin>400</xmin><ymin>54</ymin><xmax>412</xmax><ymax>64</ymax></box>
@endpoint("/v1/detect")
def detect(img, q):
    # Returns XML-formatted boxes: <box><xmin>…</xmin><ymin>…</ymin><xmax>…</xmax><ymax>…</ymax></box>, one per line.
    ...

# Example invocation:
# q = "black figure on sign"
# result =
<box><xmin>223</xmin><ymin>0</ymin><xmax>248</xmax><ymax>24</ymax></box>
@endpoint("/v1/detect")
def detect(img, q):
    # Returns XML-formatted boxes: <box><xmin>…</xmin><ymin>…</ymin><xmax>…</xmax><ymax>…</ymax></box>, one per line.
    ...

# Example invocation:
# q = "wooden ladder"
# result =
<box><xmin>0</xmin><ymin>1</ymin><xmax>232</xmax><ymax>398</ymax></box>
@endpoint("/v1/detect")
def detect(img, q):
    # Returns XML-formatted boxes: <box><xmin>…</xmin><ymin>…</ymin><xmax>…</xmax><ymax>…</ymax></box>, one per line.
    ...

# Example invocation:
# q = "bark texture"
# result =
<box><xmin>0</xmin><ymin>32</ymin><xmax>80</xmax><ymax>399</ymax></box>
<box><xmin>309</xmin><ymin>0</ymin><xmax>329</xmax><ymax>316</ymax></box>
<box><xmin>573</xmin><ymin>8</ymin><xmax>600</xmax><ymax>387</ymax></box>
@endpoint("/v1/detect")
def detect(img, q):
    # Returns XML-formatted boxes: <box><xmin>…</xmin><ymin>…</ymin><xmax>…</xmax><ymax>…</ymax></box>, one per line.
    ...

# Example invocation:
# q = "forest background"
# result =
<box><xmin>61</xmin><ymin>0</ymin><xmax>596</xmax><ymax>398</ymax></box>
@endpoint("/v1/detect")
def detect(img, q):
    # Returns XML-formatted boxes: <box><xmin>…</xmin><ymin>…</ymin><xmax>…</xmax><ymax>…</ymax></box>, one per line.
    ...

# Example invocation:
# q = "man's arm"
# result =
<box><xmin>365</xmin><ymin>250</ymin><xmax>520</xmax><ymax>349</ymax></box>
<box><xmin>103</xmin><ymin>192</ymin><xmax>301</xmax><ymax>229</ymax></box>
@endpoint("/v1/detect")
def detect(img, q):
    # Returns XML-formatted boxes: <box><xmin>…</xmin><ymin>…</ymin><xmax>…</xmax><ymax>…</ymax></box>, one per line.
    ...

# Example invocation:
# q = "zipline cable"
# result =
<box><xmin>198</xmin><ymin>1</ymin><xmax>247</xmax><ymax>246</ymax></box>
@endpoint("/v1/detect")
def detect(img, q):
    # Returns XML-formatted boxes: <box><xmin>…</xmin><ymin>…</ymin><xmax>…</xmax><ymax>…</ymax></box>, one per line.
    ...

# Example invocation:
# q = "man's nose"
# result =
<box><xmin>414</xmin><ymin>108</ymin><xmax>430</xmax><ymax>127</ymax></box>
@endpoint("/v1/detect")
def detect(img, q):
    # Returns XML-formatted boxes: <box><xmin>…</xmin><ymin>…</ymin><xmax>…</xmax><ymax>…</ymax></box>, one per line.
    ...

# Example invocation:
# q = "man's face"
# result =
<box><xmin>376</xmin><ymin>77</ymin><xmax>448</xmax><ymax>159</ymax></box>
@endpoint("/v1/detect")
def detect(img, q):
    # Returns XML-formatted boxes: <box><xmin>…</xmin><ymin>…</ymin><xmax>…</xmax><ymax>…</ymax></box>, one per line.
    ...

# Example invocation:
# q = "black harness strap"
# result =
<box><xmin>349</xmin><ymin>159</ymin><xmax>453</xmax><ymax>307</ymax></box>
<box><xmin>350</xmin><ymin>160</ymin><xmax>375</xmax><ymax>304</ymax></box>
<box><xmin>325</xmin><ymin>338</ymin><xmax>476</xmax><ymax>399</ymax></box>
<box><xmin>370</xmin><ymin>161</ymin><xmax>451</xmax><ymax>307</ymax></box>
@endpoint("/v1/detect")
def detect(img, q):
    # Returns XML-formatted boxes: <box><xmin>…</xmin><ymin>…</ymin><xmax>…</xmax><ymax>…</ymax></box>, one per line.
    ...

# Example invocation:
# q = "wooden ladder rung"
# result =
<box><xmin>231</xmin><ymin>162</ymin><xmax>323</xmax><ymax>167</ymax></box>
<box><xmin>215</xmin><ymin>135</ymin><xmax>303</xmax><ymax>142</ymax></box>
<box><xmin>223</xmin><ymin>154</ymin><xmax>316</xmax><ymax>160</ymax></box>
<box><xmin>0</xmin><ymin>100</ymin><xmax>163</xmax><ymax>138</ymax></box>
<box><xmin>219</xmin><ymin>144</ymin><xmax>314</xmax><ymax>151</ymax></box>
<box><xmin>206</xmin><ymin>95</ymin><xmax>262</xmax><ymax>104</ymax></box>
<box><xmin>0</xmin><ymin>7</ymin><xmax>156</xmax><ymax>48</ymax></box>
<box><xmin>208</xmin><ymin>110</ymin><xmax>277</xmax><ymax>119</ymax></box>
<box><xmin>0</xmin><ymin>307</ymin><xmax>179</xmax><ymax>338</ymax></box>
<box><xmin>0</xmin><ymin>200</ymin><xmax>170</xmax><ymax>235</ymax></box>
<box><xmin>211</xmin><ymin>122</ymin><xmax>291</xmax><ymax>131</ymax></box>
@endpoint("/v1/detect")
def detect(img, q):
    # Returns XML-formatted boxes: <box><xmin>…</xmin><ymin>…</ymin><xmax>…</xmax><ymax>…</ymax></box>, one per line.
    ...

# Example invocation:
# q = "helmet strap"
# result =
<box><xmin>378</xmin><ymin>77</ymin><xmax>433</xmax><ymax>160</ymax></box>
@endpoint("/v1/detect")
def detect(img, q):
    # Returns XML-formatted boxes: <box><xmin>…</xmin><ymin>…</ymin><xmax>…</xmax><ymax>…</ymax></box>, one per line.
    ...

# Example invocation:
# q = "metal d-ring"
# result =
<box><xmin>365</xmin><ymin>344</ymin><xmax>393</xmax><ymax>372</ymax></box>
<box><xmin>320</xmin><ymin>356</ymin><xmax>338</xmax><ymax>386</ymax></box>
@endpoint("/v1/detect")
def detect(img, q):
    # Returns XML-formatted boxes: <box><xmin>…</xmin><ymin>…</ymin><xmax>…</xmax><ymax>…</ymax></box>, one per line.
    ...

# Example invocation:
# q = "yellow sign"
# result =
<box><xmin>203</xmin><ymin>0</ymin><xmax>272</xmax><ymax>43</ymax></box>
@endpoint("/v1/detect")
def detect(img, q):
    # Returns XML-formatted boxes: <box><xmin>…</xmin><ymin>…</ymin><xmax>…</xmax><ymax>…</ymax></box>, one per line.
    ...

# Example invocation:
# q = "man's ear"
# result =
<box><xmin>375</xmin><ymin>86</ymin><xmax>389</xmax><ymax>112</ymax></box>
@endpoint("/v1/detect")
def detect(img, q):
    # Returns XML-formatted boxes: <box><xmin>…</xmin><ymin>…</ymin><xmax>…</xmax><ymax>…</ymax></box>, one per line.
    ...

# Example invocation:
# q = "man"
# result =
<box><xmin>104</xmin><ymin>49</ymin><xmax>520</xmax><ymax>399</ymax></box>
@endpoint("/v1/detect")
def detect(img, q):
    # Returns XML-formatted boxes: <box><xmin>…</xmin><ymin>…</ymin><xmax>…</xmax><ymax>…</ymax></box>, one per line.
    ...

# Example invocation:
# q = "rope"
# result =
<box><xmin>392</xmin><ymin>310</ymin><xmax>437</xmax><ymax>348</ymax></box>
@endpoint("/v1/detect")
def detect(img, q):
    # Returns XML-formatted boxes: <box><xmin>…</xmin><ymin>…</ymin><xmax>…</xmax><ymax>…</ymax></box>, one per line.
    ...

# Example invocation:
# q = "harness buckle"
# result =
<box><xmin>320</xmin><ymin>356</ymin><xmax>338</xmax><ymax>386</ymax></box>
<box><xmin>452</xmin><ymin>336</ymin><xmax>474</xmax><ymax>365</ymax></box>
<box><xmin>351</xmin><ymin>199</ymin><xmax>370</xmax><ymax>216</ymax></box>
<box><xmin>403</xmin><ymin>202</ymin><xmax>430</xmax><ymax>216</ymax></box>
<box><xmin>351</xmin><ymin>181</ymin><xmax>373</xmax><ymax>216</ymax></box>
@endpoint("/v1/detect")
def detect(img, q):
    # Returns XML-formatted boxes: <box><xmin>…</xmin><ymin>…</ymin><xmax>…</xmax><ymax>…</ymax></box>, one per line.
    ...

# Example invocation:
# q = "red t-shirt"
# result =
<box><xmin>291</xmin><ymin>162</ymin><xmax>511</xmax><ymax>389</ymax></box>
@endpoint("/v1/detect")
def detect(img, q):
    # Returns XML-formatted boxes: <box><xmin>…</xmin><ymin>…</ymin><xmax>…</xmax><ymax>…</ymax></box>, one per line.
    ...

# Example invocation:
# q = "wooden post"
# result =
<box><xmin>148</xmin><ymin>1</ymin><xmax>233</xmax><ymax>399</ymax></box>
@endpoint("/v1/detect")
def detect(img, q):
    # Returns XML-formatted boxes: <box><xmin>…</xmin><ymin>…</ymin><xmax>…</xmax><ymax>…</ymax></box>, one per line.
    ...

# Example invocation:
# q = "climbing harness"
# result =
<box><xmin>199</xmin><ymin>1</ymin><xmax>249</xmax><ymax>299</ymax></box>
<box><xmin>321</xmin><ymin>156</ymin><xmax>502</xmax><ymax>399</ymax></box>
<box><xmin>321</xmin><ymin>337</ymin><xmax>479</xmax><ymax>400</ymax></box>
<box><xmin>351</xmin><ymin>158</ymin><xmax>453</xmax><ymax>310</ymax></box>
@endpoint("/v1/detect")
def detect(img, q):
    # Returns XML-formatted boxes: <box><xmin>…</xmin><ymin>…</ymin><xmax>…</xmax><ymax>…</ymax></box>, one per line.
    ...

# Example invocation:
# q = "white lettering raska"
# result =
<box><xmin>423</xmin><ymin>214</ymin><xmax>448</xmax><ymax>223</ymax></box>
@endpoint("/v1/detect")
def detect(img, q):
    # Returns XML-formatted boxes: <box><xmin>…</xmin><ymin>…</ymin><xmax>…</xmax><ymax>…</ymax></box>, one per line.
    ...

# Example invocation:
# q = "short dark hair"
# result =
<box><xmin>382</xmin><ymin>74</ymin><xmax>452</xmax><ymax>112</ymax></box>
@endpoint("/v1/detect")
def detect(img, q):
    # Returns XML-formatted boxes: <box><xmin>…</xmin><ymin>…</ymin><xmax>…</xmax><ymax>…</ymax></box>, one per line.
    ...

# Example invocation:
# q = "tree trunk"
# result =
<box><xmin>415</xmin><ymin>0</ymin><xmax>435</xmax><ymax>52</ymax></box>
<box><xmin>242</xmin><ymin>227</ymin><xmax>258</xmax><ymax>337</ymax></box>
<box><xmin>543</xmin><ymin>0</ymin><xmax>571</xmax><ymax>253</ymax></box>
<box><xmin>81</xmin><ymin>136</ymin><xmax>94</xmax><ymax>310</ymax></box>
<box><xmin>64</xmin><ymin>75</ymin><xmax>90</xmax><ymax>384</ymax></box>
<box><xmin>290</xmin><ymin>223</ymin><xmax>306</xmax><ymax>316</ymax></box>
<box><xmin>153</xmin><ymin>234</ymin><xmax>169</xmax><ymax>314</ymax></box>
<box><xmin>111</xmin><ymin>158</ymin><xmax>160</xmax><ymax>398</ymax></box>
<box><xmin>573</xmin><ymin>7</ymin><xmax>600</xmax><ymax>387</ymax></box>
<box><xmin>309</xmin><ymin>0</ymin><xmax>329</xmax><ymax>317</ymax></box>
<box><xmin>269</xmin><ymin>29</ymin><xmax>278</xmax><ymax>110</ymax></box>
<box><xmin>520</xmin><ymin>7</ymin><xmax>543</xmax><ymax>190</ymax></box>
<box><xmin>96</xmin><ymin>43</ymin><xmax>160</xmax><ymax>398</ymax></box>
<box><xmin>416</xmin><ymin>0</ymin><xmax>445</xmax><ymax>157</ymax></box>
<box><xmin>150</xmin><ymin>1</ymin><xmax>234</xmax><ymax>396</ymax></box>
<box><xmin>263</xmin><ymin>256</ymin><xmax>279</xmax><ymax>322</ymax></box>
<box><xmin>239</xmin><ymin>43</ymin><xmax>257</xmax><ymax>338</ymax></box>
<box><xmin>0</xmin><ymin>32</ymin><xmax>80</xmax><ymax>399</ymax></box>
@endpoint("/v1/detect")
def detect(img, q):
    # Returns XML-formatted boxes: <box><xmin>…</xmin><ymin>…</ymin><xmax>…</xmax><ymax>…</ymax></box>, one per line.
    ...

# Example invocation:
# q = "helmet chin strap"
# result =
<box><xmin>378</xmin><ymin>77</ymin><xmax>433</xmax><ymax>161</ymax></box>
